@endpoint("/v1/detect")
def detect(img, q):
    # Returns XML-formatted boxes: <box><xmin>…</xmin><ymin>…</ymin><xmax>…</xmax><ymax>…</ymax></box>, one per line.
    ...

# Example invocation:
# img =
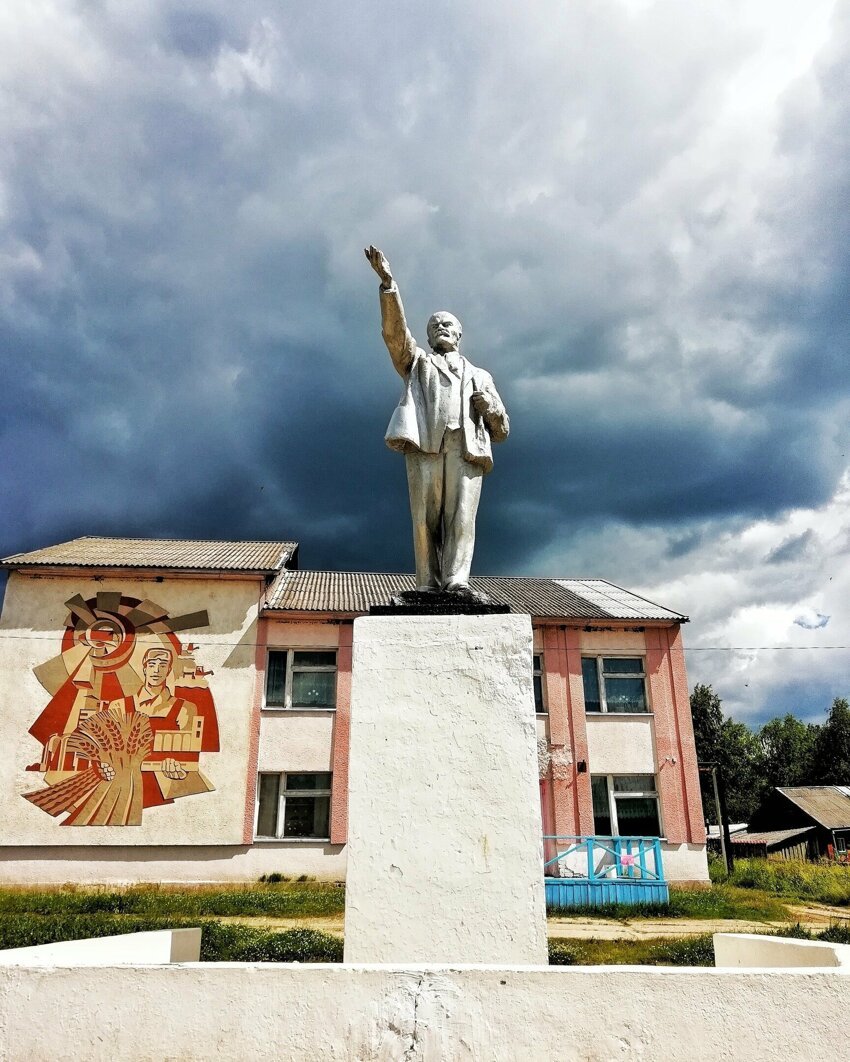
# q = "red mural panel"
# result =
<box><xmin>23</xmin><ymin>592</ymin><xmax>219</xmax><ymax>827</ymax></box>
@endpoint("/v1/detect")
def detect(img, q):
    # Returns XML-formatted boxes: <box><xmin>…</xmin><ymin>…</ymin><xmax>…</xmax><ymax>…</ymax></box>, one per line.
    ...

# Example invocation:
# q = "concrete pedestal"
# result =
<box><xmin>343</xmin><ymin>613</ymin><xmax>547</xmax><ymax>964</ymax></box>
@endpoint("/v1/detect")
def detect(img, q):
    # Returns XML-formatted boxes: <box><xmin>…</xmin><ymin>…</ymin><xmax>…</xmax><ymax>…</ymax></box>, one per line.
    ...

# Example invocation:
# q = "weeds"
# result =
<box><xmin>548</xmin><ymin>934</ymin><xmax>715</xmax><ymax>967</ymax></box>
<box><xmin>723</xmin><ymin>859</ymin><xmax>850</xmax><ymax>906</ymax></box>
<box><xmin>0</xmin><ymin>882</ymin><xmax>344</xmax><ymax>919</ymax></box>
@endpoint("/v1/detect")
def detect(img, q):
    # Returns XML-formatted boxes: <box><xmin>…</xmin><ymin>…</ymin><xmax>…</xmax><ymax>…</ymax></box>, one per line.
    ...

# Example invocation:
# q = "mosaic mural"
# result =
<box><xmin>23</xmin><ymin>593</ymin><xmax>220</xmax><ymax>826</ymax></box>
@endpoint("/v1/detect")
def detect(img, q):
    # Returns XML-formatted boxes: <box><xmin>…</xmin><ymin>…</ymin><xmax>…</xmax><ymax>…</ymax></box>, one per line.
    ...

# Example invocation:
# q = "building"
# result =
<box><xmin>748</xmin><ymin>786</ymin><xmax>850</xmax><ymax>860</ymax></box>
<box><xmin>0</xmin><ymin>536</ymin><xmax>708</xmax><ymax>884</ymax></box>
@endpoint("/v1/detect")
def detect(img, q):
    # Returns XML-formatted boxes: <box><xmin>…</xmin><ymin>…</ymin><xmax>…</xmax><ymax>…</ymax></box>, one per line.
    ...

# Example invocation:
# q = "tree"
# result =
<box><xmin>689</xmin><ymin>683</ymin><xmax>764</xmax><ymax>824</ymax></box>
<box><xmin>759</xmin><ymin>714</ymin><xmax>818</xmax><ymax>790</ymax></box>
<box><xmin>717</xmin><ymin>719</ymin><xmax>765</xmax><ymax>822</ymax></box>
<box><xmin>812</xmin><ymin>698</ymin><xmax>850</xmax><ymax>785</ymax></box>
<box><xmin>690</xmin><ymin>683</ymin><xmax>723</xmax><ymax>765</ymax></box>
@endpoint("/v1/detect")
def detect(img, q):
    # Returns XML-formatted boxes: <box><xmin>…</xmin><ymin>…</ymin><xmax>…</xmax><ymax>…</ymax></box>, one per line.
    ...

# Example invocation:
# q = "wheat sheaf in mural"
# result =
<box><xmin>22</xmin><ymin>593</ymin><xmax>220</xmax><ymax>826</ymax></box>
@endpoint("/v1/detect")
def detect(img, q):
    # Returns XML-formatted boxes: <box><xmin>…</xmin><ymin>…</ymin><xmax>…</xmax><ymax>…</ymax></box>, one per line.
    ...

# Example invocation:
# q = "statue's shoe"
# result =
<box><xmin>443</xmin><ymin>583</ymin><xmax>492</xmax><ymax>605</ymax></box>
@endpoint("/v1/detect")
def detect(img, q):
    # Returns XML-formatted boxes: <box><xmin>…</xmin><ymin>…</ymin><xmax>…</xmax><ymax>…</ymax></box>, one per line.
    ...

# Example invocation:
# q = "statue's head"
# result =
<box><xmin>427</xmin><ymin>311</ymin><xmax>462</xmax><ymax>353</ymax></box>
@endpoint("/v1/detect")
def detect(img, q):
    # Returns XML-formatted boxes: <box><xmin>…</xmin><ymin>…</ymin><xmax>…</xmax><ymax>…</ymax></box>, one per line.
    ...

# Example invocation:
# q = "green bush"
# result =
<box><xmin>647</xmin><ymin>934</ymin><xmax>715</xmax><ymax>967</ymax></box>
<box><xmin>817</xmin><ymin>922</ymin><xmax>850</xmax><ymax>945</ymax></box>
<box><xmin>548</xmin><ymin>939</ymin><xmax>580</xmax><ymax>965</ymax></box>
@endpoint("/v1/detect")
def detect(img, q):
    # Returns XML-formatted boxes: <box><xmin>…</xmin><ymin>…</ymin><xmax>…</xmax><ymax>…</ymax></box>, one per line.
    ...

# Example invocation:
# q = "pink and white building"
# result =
<box><xmin>0</xmin><ymin>536</ymin><xmax>708</xmax><ymax>884</ymax></box>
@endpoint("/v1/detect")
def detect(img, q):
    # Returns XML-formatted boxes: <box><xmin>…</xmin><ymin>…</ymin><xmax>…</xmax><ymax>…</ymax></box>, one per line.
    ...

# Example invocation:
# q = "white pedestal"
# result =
<box><xmin>343</xmin><ymin>613</ymin><xmax>547</xmax><ymax>964</ymax></box>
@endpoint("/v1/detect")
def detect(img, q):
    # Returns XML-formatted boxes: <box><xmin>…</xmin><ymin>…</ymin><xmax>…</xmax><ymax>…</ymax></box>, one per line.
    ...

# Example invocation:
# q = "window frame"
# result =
<box><xmin>533</xmin><ymin>652</ymin><xmax>547</xmax><ymax>715</ymax></box>
<box><xmin>264</xmin><ymin>648</ymin><xmax>337</xmax><ymax>711</ymax></box>
<box><xmin>591</xmin><ymin>773</ymin><xmax>663</xmax><ymax>838</ymax></box>
<box><xmin>582</xmin><ymin>655</ymin><xmax>650</xmax><ymax>715</ymax></box>
<box><xmin>254</xmin><ymin>771</ymin><xmax>333</xmax><ymax>841</ymax></box>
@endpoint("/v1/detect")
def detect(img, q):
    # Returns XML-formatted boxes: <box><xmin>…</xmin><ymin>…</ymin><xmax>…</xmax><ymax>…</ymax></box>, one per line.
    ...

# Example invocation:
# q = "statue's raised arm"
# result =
<box><xmin>364</xmin><ymin>245</ymin><xmax>417</xmax><ymax>377</ymax></box>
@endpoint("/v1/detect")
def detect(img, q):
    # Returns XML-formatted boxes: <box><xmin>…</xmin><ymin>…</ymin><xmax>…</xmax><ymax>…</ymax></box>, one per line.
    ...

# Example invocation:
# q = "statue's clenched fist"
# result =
<box><xmin>471</xmin><ymin>390</ymin><xmax>493</xmax><ymax>417</ymax></box>
<box><xmin>98</xmin><ymin>762</ymin><xmax>115</xmax><ymax>781</ymax></box>
<box><xmin>364</xmin><ymin>245</ymin><xmax>393</xmax><ymax>288</ymax></box>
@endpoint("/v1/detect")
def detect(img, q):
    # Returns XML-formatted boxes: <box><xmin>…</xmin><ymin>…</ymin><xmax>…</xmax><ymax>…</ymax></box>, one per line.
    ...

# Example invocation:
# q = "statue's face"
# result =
<box><xmin>427</xmin><ymin>312</ymin><xmax>462</xmax><ymax>353</ymax></box>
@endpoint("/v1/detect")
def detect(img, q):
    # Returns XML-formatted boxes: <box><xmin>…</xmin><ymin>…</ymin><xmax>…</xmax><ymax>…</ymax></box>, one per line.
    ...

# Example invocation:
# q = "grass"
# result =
<box><xmin>0</xmin><ymin>882</ymin><xmax>345</xmax><ymax>919</ymax></box>
<box><xmin>549</xmin><ymin>884</ymin><xmax>790</xmax><ymax>922</ymax></box>
<box><xmin>548</xmin><ymin>934</ymin><xmax>715</xmax><ymax>967</ymax></box>
<box><xmin>719</xmin><ymin>859</ymin><xmax>850</xmax><ymax>907</ymax></box>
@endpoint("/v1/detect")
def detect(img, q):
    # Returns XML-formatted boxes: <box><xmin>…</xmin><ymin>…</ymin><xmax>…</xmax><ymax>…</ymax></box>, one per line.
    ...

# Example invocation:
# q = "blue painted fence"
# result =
<box><xmin>543</xmin><ymin>835</ymin><xmax>669</xmax><ymax>909</ymax></box>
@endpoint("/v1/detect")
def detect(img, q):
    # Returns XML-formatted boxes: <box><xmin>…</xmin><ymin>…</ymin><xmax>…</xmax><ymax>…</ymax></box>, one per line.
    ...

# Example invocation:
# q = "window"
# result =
<box><xmin>533</xmin><ymin>654</ymin><xmax>546</xmax><ymax>714</ymax></box>
<box><xmin>255</xmin><ymin>772</ymin><xmax>332</xmax><ymax>839</ymax></box>
<box><xmin>265</xmin><ymin>650</ymin><xmax>337</xmax><ymax>709</ymax></box>
<box><xmin>582</xmin><ymin>656</ymin><xmax>648</xmax><ymax>713</ymax></box>
<box><xmin>591</xmin><ymin>774</ymin><xmax>661</xmax><ymax>837</ymax></box>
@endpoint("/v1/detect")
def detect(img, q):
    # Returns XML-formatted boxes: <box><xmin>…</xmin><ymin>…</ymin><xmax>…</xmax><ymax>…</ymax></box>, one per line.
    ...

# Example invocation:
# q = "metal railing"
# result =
<box><xmin>543</xmin><ymin>835</ymin><xmax>665</xmax><ymax>882</ymax></box>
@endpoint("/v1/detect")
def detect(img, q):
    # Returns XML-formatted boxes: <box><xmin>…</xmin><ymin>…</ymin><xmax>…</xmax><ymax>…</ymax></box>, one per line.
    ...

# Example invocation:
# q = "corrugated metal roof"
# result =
<box><xmin>264</xmin><ymin>570</ymin><xmax>686</xmax><ymax>621</ymax></box>
<box><xmin>777</xmin><ymin>787</ymin><xmax>850</xmax><ymax>829</ymax></box>
<box><xmin>2</xmin><ymin>536</ymin><xmax>297</xmax><ymax>574</ymax></box>
<box><xmin>730</xmin><ymin>827</ymin><xmax>815</xmax><ymax>847</ymax></box>
<box><xmin>556</xmin><ymin>580</ymin><xmax>686</xmax><ymax>621</ymax></box>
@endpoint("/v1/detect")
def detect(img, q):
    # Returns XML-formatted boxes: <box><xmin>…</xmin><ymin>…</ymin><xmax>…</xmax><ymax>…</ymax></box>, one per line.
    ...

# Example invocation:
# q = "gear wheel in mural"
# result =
<box><xmin>22</xmin><ymin>593</ymin><xmax>220</xmax><ymax>826</ymax></box>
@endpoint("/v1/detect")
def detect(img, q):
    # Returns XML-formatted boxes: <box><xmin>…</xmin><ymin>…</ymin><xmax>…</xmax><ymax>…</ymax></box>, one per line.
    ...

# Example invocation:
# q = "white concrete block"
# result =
<box><xmin>344</xmin><ymin>614</ymin><xmax>547</xmax><ymax>964</ymax></box>
<box><xmin>0</xmin><ymin>964</ymin><xmax>848</xmax><ymax>1061</ymax></box>
<box><xmin>714</xmin><ymin>932</ymin><xmax>850</xmax><ymax>968</ymax></box>
<box><xmin>0</xmin><ymin>927</ymin><xmax>201</xmax><ymax>965</ymax></box>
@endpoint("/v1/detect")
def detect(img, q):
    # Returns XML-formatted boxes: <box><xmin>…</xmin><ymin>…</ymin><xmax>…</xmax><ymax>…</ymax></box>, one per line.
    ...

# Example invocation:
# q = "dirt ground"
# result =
<box><xmin>218</xmin><ymin>902</ymin><xmax>850</xmax><ymax>941</ymax></box>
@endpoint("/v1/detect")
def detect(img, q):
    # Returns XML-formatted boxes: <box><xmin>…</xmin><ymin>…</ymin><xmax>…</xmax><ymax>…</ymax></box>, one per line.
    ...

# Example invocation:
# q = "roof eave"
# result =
<box><xmin>4</xmin><ymin>563</ymin><xmax>279</xmax><ymax>578</ymax></box>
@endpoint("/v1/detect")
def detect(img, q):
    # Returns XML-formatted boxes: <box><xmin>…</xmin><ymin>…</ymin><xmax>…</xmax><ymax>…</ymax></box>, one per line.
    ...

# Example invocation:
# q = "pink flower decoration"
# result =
<box><xmin>620</xmin><ymin>853</ymin><xmax>636</xmax><ymax>867</ymax></box>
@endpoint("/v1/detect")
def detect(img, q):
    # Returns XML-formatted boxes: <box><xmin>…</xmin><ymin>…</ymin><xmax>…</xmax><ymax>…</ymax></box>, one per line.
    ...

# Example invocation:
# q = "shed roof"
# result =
<box><xmin>730</xmin><ymin>827</ymin><xmax>815</xmax><ymax>848</ymax></box>
<box><xmin>1</xmin><ymin>536</ymin><xmax>297</xmax><ymax>575</ymax></box>
<box><xmin>776</xmin><ymin>787</ymin><xmax>850</xmax><ymax>830</ymax></box>
<box><xmin>263</xmin><ymin>569</ymin><xmax>687</xmax><ymax>621</ymax></box>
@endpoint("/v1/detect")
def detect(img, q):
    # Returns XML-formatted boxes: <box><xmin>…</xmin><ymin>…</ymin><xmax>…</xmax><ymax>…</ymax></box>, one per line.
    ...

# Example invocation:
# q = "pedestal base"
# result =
<box><xmin>343</xmin><ymin>613</ymin><xmax>547</xmax><ymax>964</ymax></box>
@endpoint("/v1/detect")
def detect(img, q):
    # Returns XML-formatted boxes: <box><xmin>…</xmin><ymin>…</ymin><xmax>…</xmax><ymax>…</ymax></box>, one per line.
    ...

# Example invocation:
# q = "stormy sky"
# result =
<box><xmin>2</xmin><ymin>1</ymin><xmax>849</xmax><ymax>725</ymax></box>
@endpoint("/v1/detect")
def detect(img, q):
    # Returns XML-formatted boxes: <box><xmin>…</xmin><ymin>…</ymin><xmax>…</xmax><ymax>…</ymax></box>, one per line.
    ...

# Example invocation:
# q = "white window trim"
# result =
<box><xmin>254</xmin><ymin>771</ymin><xmax>333</xmax><ymax>841</ymax></box>
<box><xmin>593</xmin><ymin>774</ymin><xmax>663</xmax><ymax>838</ymax></box>
<box><xmin>264</xmin><ymin>648</ymin><xmax>337</xmax><ymax>711</ymax></box>
<box><xmin>533</xmin><ymin>652</ymin><xmax>547</xmax><ymax>715</ymax></box>
<box><xmin>583</xmin><ymin>654</ymin><xmax>651</xmax><ymax>715</ymax></box>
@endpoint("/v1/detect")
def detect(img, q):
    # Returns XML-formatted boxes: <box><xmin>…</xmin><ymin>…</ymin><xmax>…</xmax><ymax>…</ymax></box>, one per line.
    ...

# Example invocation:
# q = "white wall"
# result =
<box><xmin>257</xmin><ymin>712</ymin><xmax>335</xmax><ymax>773</ymax></box>
<box><xmin>0</xmin><ymin>844</ymin><xmax>346</xmax><ymax>883</ymax></box>
<box><xmin>0</xmin><ymin>928</ymin><xmax>200</xmax><ymax>965</ymax></box>
<box><xmin>585</xmin><ymin>715</ymin><xmax>656</xmax><ymax>775</ymax></box>
<box><xmin>715</xmin><ymin>933</ymin><xmax>850</xmax><ymax>968</ymax></box>
<box><xmin>662</xmin><ymin>843</ymin><xmax>710</xmax><ymax>883</ymax></box>
<box><xmin>0</xmin><ymin>964</ymin><xmax>846</xmax><ymax>1061</ymax></box>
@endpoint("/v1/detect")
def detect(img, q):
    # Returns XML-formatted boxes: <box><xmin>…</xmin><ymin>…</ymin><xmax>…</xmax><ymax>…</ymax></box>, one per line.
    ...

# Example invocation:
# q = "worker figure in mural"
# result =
<box><xmin>365</xmin><ymin>245</ymin><xmax>510</xmax><ymax>597</ymax></box>
<box><xmin>22</xmin><ymin>593</ymin><xmax>219</xmax><ymax>826</ymax></box>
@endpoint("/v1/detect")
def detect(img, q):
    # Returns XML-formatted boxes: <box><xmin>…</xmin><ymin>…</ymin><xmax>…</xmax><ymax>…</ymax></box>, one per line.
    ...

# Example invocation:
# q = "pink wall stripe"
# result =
<box><xmin>329</xmin><ymin>622</ymin><xmax>353</xmax><ymax>845</ymax></box>
<box><xmin>242</xmin><ymin>605</ymin><xmax>268</xmax><ymax>844</ymax></box>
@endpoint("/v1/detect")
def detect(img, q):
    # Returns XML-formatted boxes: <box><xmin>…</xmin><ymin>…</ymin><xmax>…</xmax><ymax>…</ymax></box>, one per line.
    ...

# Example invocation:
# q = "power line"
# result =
<box><xmin>0</xmin><ymin>631</ymin><xmax>846</xmax><ymax>651</ymax></box>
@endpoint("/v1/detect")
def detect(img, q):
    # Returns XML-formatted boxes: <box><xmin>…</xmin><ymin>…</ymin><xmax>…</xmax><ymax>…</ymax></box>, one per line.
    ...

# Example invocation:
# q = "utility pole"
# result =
<box><xmin>699</xmin><ymin>762</ymin><xmax>734</xmax><ymax>875</ymax></box>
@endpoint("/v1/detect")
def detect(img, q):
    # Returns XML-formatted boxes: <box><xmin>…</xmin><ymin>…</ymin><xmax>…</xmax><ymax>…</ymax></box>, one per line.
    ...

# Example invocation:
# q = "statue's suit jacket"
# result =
<box><xmin>379</xmin><ymin>283</ymin><xmax>509</xmax><ymax>474</ymax></box>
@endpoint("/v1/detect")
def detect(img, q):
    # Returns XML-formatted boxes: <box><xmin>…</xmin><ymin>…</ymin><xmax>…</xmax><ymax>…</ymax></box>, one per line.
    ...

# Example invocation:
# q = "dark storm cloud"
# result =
<box><xmin>1</xmin><ymin>0</ymin><xmax>849</xmax><ymax>630</ymax></box>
